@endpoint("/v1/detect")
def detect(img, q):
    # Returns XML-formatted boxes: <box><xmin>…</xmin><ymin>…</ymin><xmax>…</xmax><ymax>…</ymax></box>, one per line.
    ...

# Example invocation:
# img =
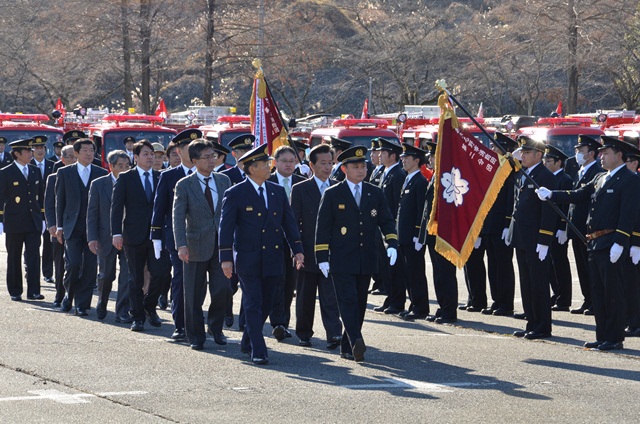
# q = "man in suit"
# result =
<box><xmin>543</xmin><ymin>145</ymin><xmax>574</xmax><ymax>312</ymax></box>
<box><xmin>538</xmin><ymin>136</ymin><xmax>640</xmax><ymax>350</ymax></box>
<box><xmin>165</xmin><ymin>142</ymin><xmax>181</xmax><ymax>169</ymax></box>
<box><xmin>328</xmin><ymin>137</ymin><xmax>351</xmax><ymax>181</ymax></box>
<box><xmin>221</xmin><ymin>134</ymin><xmax>253</xmax><ymax>185</ymax></box>
<box><xmin>397</xmin><ymin>143</ymin><xmax>429</xmax><ymax>320</ymax></box>
<box><xmin>173</xmin><ymin>139</ymin><xmax>232</xmax><ymax>350</ymax></box>
<box><xmin>567</xmin><ymin>135</ymin><xmax>604</xmax><ymax>315</ymax></box>
<box><xmin>112</xmin><ymin>140</ymin><xmax>170</xmax><ymax>332</ymax></box>
<box><xmin>268</xmin><ymin>145</ymin><xmax>306</xmax><ymax>341</ymax></box>
<box><xmin>509</xmin><ymin>136</ymin><xmax>557</xmax><ymax>339</ymax></box>
<box><xmin>55</xmin><ymin>138</ymin><xmax>108</xmax><ymax>315</ymax></box>
<box><xmin>368</xmin><ymin>138</ymin><xmax>388</xmax><ymax>296</ymax></box>
<box><xmin>0</xmin><ymin>139</ymin><xmax>45</xmax><ymax>301</ymax></box>
<box><xmin>47</xmin><ymin>141</ymin><xmax>64</xmax><ymax>163</ymax></box>
<box><xmin>0</xmin><ymin>137</ymin><xmax>14</xmax><ymax>167</ymax></box>
<box><xmin>44</xmin><ymin>145</ymin><xmax>76</xmax><ymax>307</ymax></box>
<box><xmin>87</xmin><ymin>150</ymin><xmax>132</xmax><ymax>322</ymax></box>
<box><xmin>291</xmin><ymin>144</ymin><xmax>342</xmax><ymax>348</ymax></box>
<box><xmin>151</xmin><ymin>129</ymin><xmax>199</xmax><ymax>341</ymax></box>
<box><xmin>373</xmin><ymin>137</ymin><xmax>407</xmax><ymax>316</ymax></box>
<box><xmin>316</xmin><ymin>145</ymin><xmax>398</xmax><ymax>362</ymax></box>
<box><xmin>30</xmin><ymin>135</ymin><xmax>55</xmax><ymax>284</ymax></box>
<box><xmin>480</xmin><ymin>133</ymin><xmax>517</xmax><ymax>317</ymax></box>
<box><xmin>219</xmin><ymin>143</ymin><xmax>304</xmax><ymax>365</ymax></box>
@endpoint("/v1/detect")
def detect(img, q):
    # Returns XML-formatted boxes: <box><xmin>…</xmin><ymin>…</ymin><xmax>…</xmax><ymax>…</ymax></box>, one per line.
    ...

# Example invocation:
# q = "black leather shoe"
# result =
<box><xmin>397</xmin><ymin>310</ymin><xmax>409</xmax><ymax>318</ymax></box>
<box><xmin>571</xmin><ymin>304</ymin><xmax>589</xmax><ymax>314</ymax></box>
<box><xmin>171</xmin><ymin>328</ymin><xmax>187</xmax><ymax>341</ymax></box>
<box><xmin>583</xmin><ymin>308</ymin><xmax>594</xmax><ymax>316</ymax></box>
<box><xmin>403</xmin><ymin>312</ymin><xmax>428</xmax><ymax>321</ymax></box>
<box><xmin>481</xmin><ymin>308</ymin><xmax>494</xmax><ymax>315</ymax></box>
<box><xmin>624</xmin><ymin>327</ymin><xmax>640</xmax><ymax>337</ymax></box>
<box><xmin>224</xmin><ymin>315</ymin><xmax>234</xmax><ymax>328</ymax></box>
<box><xmin>492</xmin><ymin>309</ymin><xmax>514</xmax><ymax>316</ymax></box>
<box><xmin>595</xmin><ymin>341</ymin><xmax>623</xmax><ymax>351</ymax></box>
<box><xmin>383</xmin><ymin>307</ymin><xmax>402</xmax><ymax>315</ymax></box>
<box><xmin>157</xmin><ymin>295</ymin><xmax>168</xmax><ymax>310</ymax></box>
<box><xmin>584</xmin><ymin>340</ymin><xmax>603</xmax><ymax>349</ymax></box>
<box><xmin>372</xmin><ymin>305</ymin><xmax>387</xmax><ymax>313</ymax></box>
<box><xmin>240</xmin><ymin>346</ymin><xmax>251</xmax><ymax>355</ymax></box>
<box><xmin>60</xmin><ymin>298</ymin><xmax>72</xmax><ymax>312</ymax></box>
<box><xmin>131</xmin><ymin>321</ymin><xmax>144</xmax><ymax>332</ymax></box>
<box><xmin>352</xmin><ymin>338</ymin><xmax>366</xmax><ymax>362</ymax></box>
<box><xmin>52</xmin><ymin>302</ymin><xmax>61</xmax><ymax>308</ymax></box>
<box><xmin>115</xmin><ymin>315</ymin><xmax>133</xmax><ymax>324</ymax></box>
<box><xmin>458</xmin><ymin>304</ymin><xmax>469</xmax><ymax>311</ymax></box>
<box><xmin>96</xmin><ymin>306</ymin><xmax>107</xmax><ymax>320</ymax></box>
<box><xmin>426</xmin><ymin>315</ymin><xmax>438</xmax><ymax>322</ymax></box>
<box><xmin>513</xmin><ymin>330</ymin><xmax>528</xmax><ymax>338</ymax></box>
<box><xmin>146</xmin><ymin>311</ymin><xmax>162</xmax><ymax>327</ymax></box>
<box><xmin>190</xmin><ymin>343</ymin><xmax>204</xmax><ymax>351</ymax></box>
<box><xmin>435</xmin><ymin>317</ymin><xmax>457</xmax><ymax>324</ymax></box>
<box><xmin>524</xmin><ymin>331</ymin><xmax>551</xmax><ymax>340</ymax></box>
<box><xmin>27</xmin><ymin>293</ymin><xmax>45</xmax><ymax>300</ymax></box>
<box><xmin>213</xmin><ymin>333</ymin><xmax>227</xmax><ymax>345</ymax></box>
<box><xmin>252</xmin><ymin>356</ymin><xmax>269</xmax><ymax>365</ymax></box>
<box><xmin>75</xmin><ymin>308</ymin><xmax>89</xmax><ymax>317</ymax></box>
<box><xmin>272</xmin><ymin>325</ymin><xmax>286</xmax><ymax>341</ymax></box>
<box><xmin>299</xmin><ymin>338</ymin><xmax>312</xmax><ymax>347</ymax></box>
<box><xmin>513</xmin><ymin>313</ymin><xmax>527</xmax><ymax>320</ymax></box>
<box><xmin>369</xmin><ymin>289</ymin><xmax>386</xmax><ymax>296</ymax></box>
<box><xmin>551</xmin><ymin>305</ymin><xmax>570</xmax><ymax>312</ymax></box>
<box><xmin>465</xmin><ymin>306</ymin><xmax>482</xmax><ymax>313</ymax></box>
<box><xmin>326</xmin><ymin>336</ymin><xmax>341</xmax><ymax>350</ymax></box>
<box><xmin>44</xmin><ymin>277</ymin><xmax>54</xmax><ymax>283</ymax></box>
<box><xmin>284</xmin><ymin>329</ymin><xmax>292</xmax><ymax>338</ymax></box>
<box><xmin>340</xmin><ymin>352</ymin><xmax>355</xmax><ymax>361</ymax></box>
<box><xmin>10</xmin><ymin>295</ymin><xmax>22</xmax><ymax>302</ymax></box>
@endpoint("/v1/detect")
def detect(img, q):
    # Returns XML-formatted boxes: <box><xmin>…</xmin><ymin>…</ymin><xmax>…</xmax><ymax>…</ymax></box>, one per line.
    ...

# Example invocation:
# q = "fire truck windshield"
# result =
<box><xmin>1</xmin><ymin>130</ymin><xmax>63</xmax><ymax>156</ymax></box>
<box><xmin>546</xmin><ymin>135</ymin><xmax>584</xmax><ymax>156</ymax></box>
<box><xmin>102</xmin><ymin>131</ymin><xmax>175</xmax><ymax>158</ymax></box>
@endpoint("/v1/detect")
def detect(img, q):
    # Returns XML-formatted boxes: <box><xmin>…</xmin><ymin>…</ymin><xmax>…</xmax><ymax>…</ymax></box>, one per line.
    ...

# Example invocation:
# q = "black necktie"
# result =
<box><xmin>258</xmin><ymin>186</ymin><xmax>266</xmax><ymax>209</ymax></box>
<box><xmin>188</xmin><ymin>169</ymin><xmax>193</xmax><ymax>175</ymax></box>
<box><xmin>204</xmin><ymin>177</ymin><xmax>214</xmax><ymax>213</ymax></box>
<box><xmin>144</xmin><ymin>171</ymin><xmax>153</xmax><ymax>202</ymax></box>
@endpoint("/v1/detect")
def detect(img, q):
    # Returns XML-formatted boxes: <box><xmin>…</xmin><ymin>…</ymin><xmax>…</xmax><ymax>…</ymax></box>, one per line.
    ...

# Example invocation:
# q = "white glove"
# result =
<box><xmin>556</xmin><ymin>230</ymin><xmax>568</xmax><ymax>245</ymax></box>
<box><xmin>0</xmin><ymin>222</ymin><xmax>3</xmax><ymax>235</ymax></box>
<box><xmin>413</xmin><ymin>236</ymin><xmax>423</xmax><ymax>251</ymax></box>
<box><xmin>152</xmin><ymin>239</ymin><xmax>163</xmax><ymax>260</ymax></box>
<box><xmin>474</xmin><ymin>237</ymin><xmax>482</xmax><ymax>249</ymax></box>
<box><xmin>630</xmin><ymin>246</ymin><xmax>640</xmax><ymax>265</ymax></box>
<box><xmin>535</xmin><ymin>187</ymin><xmax>552</xmax><ymax>201</ymax></box>
<box><xmin>42</xmin><ymin>221</ymin><xmax>46</xmax><ymax>235</ymax></box>
<box><xmin>610</xmin><ymin>243</ymin><xmax>624</xmax><ymax>264</ymax></box>
<box><xmin>512</xmin><ymin>148</ymin><xmax>523</xmax><ymax>161</ymax></box>
<box><xmin>536</xmin><ymin>244</ymin><xmax>549</xmax><ymax>261</ymax></box>
<box><xmin>387</xmin><ymin>247</ymin><xmax>397</xmax><ymax>266</ymax></box>
<box><xmin>318</xmin><ymin>262</ymin><xmax>330</xmax><ymax>278</ymax></box>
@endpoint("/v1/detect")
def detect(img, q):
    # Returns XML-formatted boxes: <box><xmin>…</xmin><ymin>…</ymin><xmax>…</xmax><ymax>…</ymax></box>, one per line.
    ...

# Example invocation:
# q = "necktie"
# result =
<box><xmin>23</xmin><ymin>166</ymin><xmax>29</xmax><ymax>180</ymax></box>
<box><xmin>38</xmin><ymin>162</ymin><xmax>44</xmax><ymax>178</ymax></box>
<box><xmin>354</xmin><ymin>184</ymin><xmax>361</xmax><ymax>207</ymax></box>
<box><xmin>402</xmin><ymin>176</ymin><xmax>410</xmax><ymax>191</ymax></box>
<box><xmin>82</xmin><ymin>167</ymin><xmax>90</xmax><ymax>186</ymax></box>
<box><xmin>283</xmin><ymin>177</ymin><xmax>291</xmax><ymax>199</ymax></box>
<box><xmin>578</xmin><ymin>168</ymin><xmax>585</xmax><ymax>181</ymax></box>
<box><xmin>204</xmin><ymin>177</ymin><xmax>215</xmax><ymax>213</ymax></box>
<box><xmin>320</xmin><ymin>180</ymin><xmax>329</xmax><ymax>194</ymax></box>
<box><xmin>144</xmin><ymin>171</ymin><xmax>153</xmax><ymax>202</ymax></box>
<box><xmin>258</xmin><ymin>186</ymin><xmax>266</xmax><ymax>209</ymax></box>
<box><xmin>188</xmin><ymin>169</ymin><xmax>193</xmax><ymax>175</ymax></box>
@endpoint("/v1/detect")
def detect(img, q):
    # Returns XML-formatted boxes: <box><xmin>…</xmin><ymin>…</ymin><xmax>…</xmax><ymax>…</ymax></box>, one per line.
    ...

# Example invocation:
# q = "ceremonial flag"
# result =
<box><xmin>555</xmin><ymin>101</ymin><xmax>563</xmax><ymax>116</ymax></box>
<box><xmin>249</xmin><ymin>59</ymin><xmax>289</xmax><ymax>153</ymax></box>
<box><xmin>361</xmin><ymin>98</ymin><xmax>369</xmax><ymax>119</ymax></box>
<box><xmin>155</xmin><ymin>98</ymin><xmax>168</xmax><ymax>120</ymax></box>
<box><xmin>477</xmin><ymin>102</ymin><xmax>484</xmax><ymax>119</ymax></box>
<box><xmin>427</xmin><ymin>93</ymin><xmax>512</xmax><ymax>267</ymax></box>
<box><xmin>55</xmin><ymin>98</ymin><xmax>65</xmax><ymax>126</ymax></box>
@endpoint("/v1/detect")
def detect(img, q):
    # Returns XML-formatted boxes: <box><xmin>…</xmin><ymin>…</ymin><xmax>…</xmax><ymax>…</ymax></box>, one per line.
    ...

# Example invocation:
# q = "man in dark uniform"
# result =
<box><xmin>0</xmin><ymin>139</ymin><xmax>45</xmax><ymax>301</ymax></box>
<box><xmin>328</xmin><ymin>137</ymin><xmax>351</xmax><ymax>181</ymax></box>
<box><xmin>480</xmin><ymin>133</ymin><xmax>517</xmax><ymax>317</ymax></box>
<box><xmin>538</xmin><ymin>136</ymin><xmax>640</xmax><ymax>350</ymax></box>
<box><xmin>397</xmin><ymin>143</ymin><xmax>429</xmax><ymax>320</ymax></box>
<box><xmin>510</xmin><ymin>136</ymin><xmax>557</xmax><ymax>339</ymax></box>
<box><xmin>373</xmin><ymin>137</ymin><xmax>407</xmax><ymax>315</ymax></box>
<box><xmin>0</xmin><ymin>137</ymin><xmax>14</xmax><ymax>166</ymax></box>
<box><xmin>316</xmin><ymin>145</ymin><xmax>398</xmax><ymax>362</ymax></box>
<box><xmin>221</xmin><ymin>134</ymin><xmax>253</xmax><ymax>185</ymax></box>
<box><xmin>150</xmin><ymin>129</ymin><xmax>199</xmax><ymax>341</ymax></box>
<box><xmin>292</xmin><ymin>138</ymin><xmax>312</xmax><ymax>178</ymax></box>
<box><xmin>211</xmin><ymin>141</ymin><xmax>231</xmax><ymax>172</ymax></box>
<box><xmin>219</xmin><ymin>144</ymin><xmax>304</xmax><ymax>365</ymax></box>
<box><xmin>291</xmin><ymin>144</ymin><xmax>343</xmax><ymax>348</ymax></box>
<box><xmin>567</xmin><ymin>135</ymin><xmax>603</xmax><ymax>315</ymax></box>
<box><xmin>30</xmin><ymin>135</ymin><xmax>55</xmax><ymax>284</ymax></box>
<box><xmin>123</xmin><ymin>136</ymin><xmax>136</xmax><ymax>166</ymax></box>
<box><xmin>625</xmin><ymin>149</ymin><xmax>640</xmax><ymax>338</ymax></box>
<box><xmin>543</xmin><ymin>144</ymin><xmax>573</xmax><ymax>312</ymax></box>
<box><xmin>55</xmin><ymin>138</ymin><xmax>108</xmax><ymax>315</ymax></box>
<box><xmin>368</xmin><ymin>138</ymin><xmax>388</xmax><ymax>296</ymax></box>
<box><xmin>368</xmin><ymin>138</ymin><xmax>384</xmax><ymax>185</ymax></box>
<box><xmin>48</xmin><ymin>141</ymin><xmax>64</xmax><ymax>163</ymax></box>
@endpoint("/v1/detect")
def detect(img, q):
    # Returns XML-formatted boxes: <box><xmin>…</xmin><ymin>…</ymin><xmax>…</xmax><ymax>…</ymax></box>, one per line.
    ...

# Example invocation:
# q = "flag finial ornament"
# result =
<box><xmin>252</xmin><ymin>58</ymin><xmax>262</xmax><ymax>70</ymax></box>
<box><xmin>435</xmin><ymin>79</ymin><xmax>448</xmax><ymax>92</ymax></box>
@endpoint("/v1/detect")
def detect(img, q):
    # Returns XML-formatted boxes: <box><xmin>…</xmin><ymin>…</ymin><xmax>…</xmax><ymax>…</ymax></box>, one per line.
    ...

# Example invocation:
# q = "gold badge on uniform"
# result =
<box><xmin>341</xmin><ymin>227</ymin><xmax>347</xmax><ymax>235</ymax></box>
<box><xmin>15</xmin><ymin>196</ymin><xmax>20</xmax><ymax>204</ymax></box>
<box><xmin>246</xmin><ymin>206</ymin><xmax>253</xmax><ymax>211</ymax></box>
<box><xmin>338</xmin><ymin>204</ymin><xmax>345</xmax><ymax>210</ymax></box>
<box><xmin>371</xmin><ymin>209</ymin><xmax>377</xmax><ymax>217</ymax></box>
<box><xmin>13</xmin><ymin>181</ymin><xmax>19</xmax><ymax>186</ymax></box>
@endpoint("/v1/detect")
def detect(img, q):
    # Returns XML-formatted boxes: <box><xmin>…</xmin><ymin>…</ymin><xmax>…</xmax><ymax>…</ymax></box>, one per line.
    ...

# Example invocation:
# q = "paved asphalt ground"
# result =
<box><xmin>1</xmin><ymin>241</ymin><xmax>639</xmax><ymax>423</ymax></box>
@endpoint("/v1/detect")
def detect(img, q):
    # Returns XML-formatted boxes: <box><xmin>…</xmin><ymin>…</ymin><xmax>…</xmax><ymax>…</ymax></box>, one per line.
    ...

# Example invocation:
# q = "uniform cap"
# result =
<box><xmin>31</xmin><ymin>135</ymin><xmax>48</xmax><ymax>147</ymax></box>
<box><xmin>575</xmin><ymin>134</ymin><xmax>601</xmax><ymax>150</ymax></box>
<box><xmin>172</xmin><ymin>129</ymin><xmax>202</xmax><ymax>146</ymax></box>
<box><xmin>370</xmin><ymin>138</ymin><xmax>380</xmax><ymax>151</ymax></box>
<box><xmin>8</xmin><ymin>138</ymin><xmax>34</xmax><ymax>150</ymax></box>
<box><xmin>337</xmin><ymin>145</ymin><xmax>367</xmax><ymax>164</ymax></box>
<box><xmin>517</xmin><ymin>135</ymin><xmax>545</xmax><ymax>152</ymax></box>
<box><xmin>544</xmin><ymin>144</ymin><xmax>568</xmax><ymax>161</ymax></box>
<box><xmin>211</xmin><ymin>141</ymin><xmax>230</xmax><ymax>155</ymax></box>
<box><xmin>377</xmin><ymin>137</ymin><xmax>403</xmax><ymax>154</ymax></box>
<box><xmin>493</xmin><ymin>132</ymin><xmax>518</xmax><ymax>151</ymax></box>
<box><xmin>400</xmin><ymin>143</ymin><xmax>427</xmax><ymax>158</ymax></box>
<box><xmin>52</xmin><ymin>141</ymin><xmax>64</xmax><ymax>148</ymax></box>
<box><xmin>329</xmin><ymin>136</ymin><xmax>352</xmax><ymax>152</ymax></box>
<box><xmin>238</xmin><ymin>143</ymin><xmax>272</xmax><ymax>166</ymax></box>
<box><xmin>599</xmin><ymin>135</ymin><xmax>633</xmax><ymax>153</ymax></box>
<box><xmin>63</xmin><ymin>130</ymin><xmax>85</xmax><ymax>144</ymax></box>
<box><xmin>152</xmin><ymin>142</ymin><xmax>165</xmax><ymax>153</ymax></box>
<box><xmin>425</xmin><ymin>141</ymin><xmax>437</xmax><ymax>153</ymax></box>
<box><xmin>0</xmin><ymin>136</ymin><xmax>7</xmax><ymax>144</ymax></box>
<box><xmin>228</xmin><ymin>134</ymin><xmax>255</xmax><ymax>150</ymax></box>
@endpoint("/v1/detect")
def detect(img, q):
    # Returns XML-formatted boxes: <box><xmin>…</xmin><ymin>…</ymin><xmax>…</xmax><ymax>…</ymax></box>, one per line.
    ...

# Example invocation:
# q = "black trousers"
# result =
<box><xmin>550</xmin><ymin>239</ymin><xmax>572</xmax><ymax>307</ymax></box>
<box><xmin>624</xmin><ymin>258</ymin><xmax>640</xmax><ymax>329</ymax></box>
<box><xmin>269</xmin><ymin>255</ymin><xmax>296</xmax><ymax>328</ymax></box>
<box><xmin>238</xmin><ymin>274</ymin><xmax>279</xmax><ymax>359</ymax></box>
<box><xmin>588</xmin><ymin>249</ymin><xmax>626</xmax><ymax>343</ymax></box>
<box><xmin>63</xmin><ymin>228</ymin><xmax>97</xmax><ymax>309</ymax></box>
<box><xmin>97</xmin><ymin>248</ymin><xmax>132</xmax><ymax>318</ymax></box>
<box><xmin>295</xmin><ymin>270</ymin><xmax>342</xmax><ymax>340</ymax></box>
<box><xmin>52</xmin><ymin>237</ymin><xmax>66</xmax><ymax>303</ymax></box>
<box><xmin>41</xmin><ymin>231</ymin><xmax>53</xmax><ymax>279</ymax></box>
<box><xmin>371</xmin><ymin>235</ymin><xmax>391</xmax><ymax>293</ymax></box>
<box><xmin>572</xmin><ymin>238</ymin><xmax>591</xmax><ymax>309</ymax></box>
<box><xmin>5</xmin><ymin>231</ymin><xmax>41</xmax><ymax>297</ymax></box>
<box><xmin>463</xmin><ymin>242</ymin><xmax>487</xmax><ymax>309</ymax></box>
<box><xmin>484</xmin><ymin>233</ymin><xmax>515</xmax><ymax>311</ymax></box>
<box><xmin>426</xmin><ymin>235</ymin><xmax>458</xmax><ymax>319</ymax></box>
<box><xmin>399</xmin><ymin>244</ymin><xmax>429</xmax><ymax>315</ymax></box>
<box><xmin>123</xmin><ymin>240</ymin><xmax>170</xmax><ymax>322</ymax></box>
<box><xmin>515</xmin><ymin>248</ymin><xmax>552</xmax><ymax>334</ymax></box>
<box><xmin>331</xmin><ymin>273</ymin><xmax>370</xmax><ymax>355</ymax></box>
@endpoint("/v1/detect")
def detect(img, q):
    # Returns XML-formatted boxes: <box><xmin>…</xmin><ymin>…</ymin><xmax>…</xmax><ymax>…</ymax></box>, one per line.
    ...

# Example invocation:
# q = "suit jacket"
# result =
<box><xmin>87</xmin><ymin>174</ymin><xmax>118</xmax><ymax>257</ymax></box>
<box><xmin>219</xmin><ymin>179</ymin><xmax>303</xmax><ymax>277</ymax></box>
<box><xmin>315</xmin><ymin>180</ymin><xmax>397</xmax><ymax>274</ymax></box>
<box><xmin>150</xmin><ymin>165</ymin><xmax>188</xmax><ymax>249</ymax></box>
<box><xmin>396</xmin><ymin>171</ymin><xmax>428</xmax><ymax>245</ymax></box>
<box><xmin>47</xmin><ymin>155</ymin><xmax>60</xmax><ymax>163</ymax></box>
<box><xmin>52</xmin><ymin>160</ymin><xmax>64</xmax><ymax>173</ymax></box>
<box><xmin>481</xmin><ymin>172</ymin><xmax>515</xmax><ymax>236</ymax></box>
<box><xmin>55</xmin><ymin>163</ymin><xmax>108</xmax><ymax>238</ymax></box>
<box><xmin>554</xmin><ymin>167</ymin><xmax>640</xmax><ymax>251</ymax></box>
<box><xmin>44</xmin><ymin>174</ymin><xmax>57</xmax><ymax>230</ymax></box>
<box><xmin>291</xmin><ymin>177</ymin><xmax>337</xmax><ymax>273</ymax></box>
<box><xmin>0</xmin><ymin>152</ymin><xmax>14</xmax><ymax>167</ymax></box>
<box><xmin>0</xmin><ymin>162</ymin><xmax>44</xmax><ymax>233</ymax></box>
<box><xmin>221</xmin><ymin>165</ymin><xmax>244</xmax><ymax>185</ymax></box>
<box><xmin>511</xmin><ymin>162</ymin><xmax>557</xmax><ymax>251</ymax></box>
<box><xmin>379</xmin><ymin>163</ymin><xmax>406</xmax><ymax>217</ymax></box>
<box><xmin>111</xmin><ymin>167</ymin><xmax>160</xmax><ymax>246</ymax></box>
<box><xmin>566</xmin><ymin>161</ymin><xmax>604</xmax><ymax>239</ymax></box>
<box><xmin>173</xmin><ymin>172</ymin><xmax>231</xmax><ymax>262</ymax></box>
<box><xmin>30</xmin><ymin>158</ymin><xmax>54</xmax><ymax>182</ymax></box>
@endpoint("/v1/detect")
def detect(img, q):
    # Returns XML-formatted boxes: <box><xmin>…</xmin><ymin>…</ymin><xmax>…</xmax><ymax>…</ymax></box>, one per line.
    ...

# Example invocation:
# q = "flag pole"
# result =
<box><xmin>434</xmin><ymin>79</ymin><xmax>588</xmax><ymax>246</ymax></box>
<box><xmin>262</xmin><ymin>72</ymin><xmax>302</xmax><ymax>165</ymax></box>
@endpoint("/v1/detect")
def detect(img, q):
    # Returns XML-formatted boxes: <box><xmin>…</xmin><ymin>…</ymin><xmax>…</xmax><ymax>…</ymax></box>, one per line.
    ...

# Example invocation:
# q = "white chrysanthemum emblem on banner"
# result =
<box><xmin>441</xmin><ymin>167</ymin><xmax>469</xmax><ymax>207</ymax></box>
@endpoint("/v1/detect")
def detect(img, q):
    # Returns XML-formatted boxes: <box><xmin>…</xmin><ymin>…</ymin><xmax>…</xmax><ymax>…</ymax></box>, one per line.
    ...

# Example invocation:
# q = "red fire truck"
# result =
<box><xmin>307</xmin><ymin>118</ymin><xmax>400</xmax><ymax>152</ymax></box>
<box><xmin>198</xmin><ymin>115</ymin><xmax>252</xmax><ymax>166</ymax></box>
<box><xmin>0</xmin><ymin>113</ymin><xmax>64</xmax><ymax>156</ymax></box>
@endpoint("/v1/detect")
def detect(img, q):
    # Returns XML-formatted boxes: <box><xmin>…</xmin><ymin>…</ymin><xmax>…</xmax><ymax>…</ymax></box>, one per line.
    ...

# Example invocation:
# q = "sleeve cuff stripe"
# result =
<box><xmin>617</xmin><ymin>229</ymin><xmax>630</xmax><ymax>237</ymax></box>
<box><xmin>315</xmin><ymin>244</ymin><xmax>329</xmax><ymax>251</ymax></box>
<box><xmin>385</xmin><ymin>234</ymin><xmax>398</xmax><ymax>240</ymax></box>
<box><xmin>539</xmin><ymin>230</ymin><xmax>554</xmax><ymax>236</ymax></box>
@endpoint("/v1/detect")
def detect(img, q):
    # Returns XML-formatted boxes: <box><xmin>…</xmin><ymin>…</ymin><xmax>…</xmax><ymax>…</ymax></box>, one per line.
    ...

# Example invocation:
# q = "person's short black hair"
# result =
<box><xmin>133</xmin><ymin>140</ymin><xmax>154</xmax><ymax>156</ymax></box>
<box><xmin>72</xmin><ymin>138</ymin><xmax>96</xmax><ymax>153</ymax></box>
<box><xmin>309</xmin><ymin>144</ymin><xmax>334</xmax><ymax>164</ymax></box>
<box><xmin>188</xmin><ymin>139</ymin><xmax>214</xmax><ymax>162</ymax></box>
